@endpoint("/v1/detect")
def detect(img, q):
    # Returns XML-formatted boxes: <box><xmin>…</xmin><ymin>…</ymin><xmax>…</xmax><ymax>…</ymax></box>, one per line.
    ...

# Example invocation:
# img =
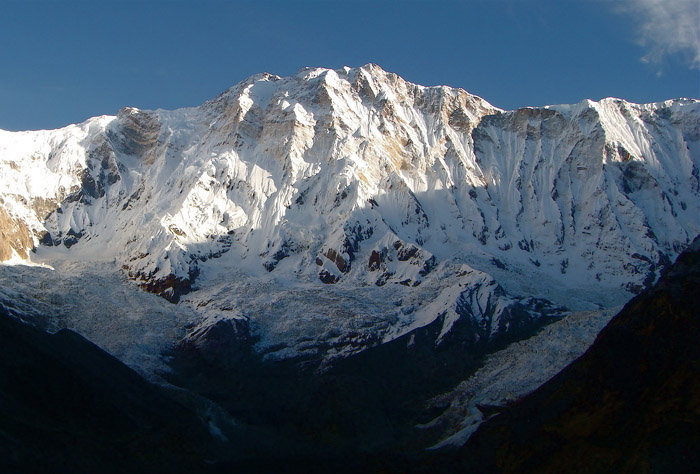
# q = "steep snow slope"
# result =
<box><xmin>0</xmin><ymin>64</ymin><xmax>698</xmax><ymax>364</ymax></box>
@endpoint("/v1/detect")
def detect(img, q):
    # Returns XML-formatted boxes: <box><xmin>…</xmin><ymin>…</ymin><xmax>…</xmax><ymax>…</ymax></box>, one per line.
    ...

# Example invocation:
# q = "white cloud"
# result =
<box><xmin>614</xmin><ymin>0</ymin><xmax>700</xmax><ymax>69</ymax></box>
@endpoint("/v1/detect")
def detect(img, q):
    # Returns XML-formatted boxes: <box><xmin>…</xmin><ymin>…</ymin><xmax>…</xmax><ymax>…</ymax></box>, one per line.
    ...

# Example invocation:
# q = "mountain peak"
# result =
<box><xmin>0</xmin><ymin>66</ymin><xmax>698</xmax><ymax>363</ymax></box>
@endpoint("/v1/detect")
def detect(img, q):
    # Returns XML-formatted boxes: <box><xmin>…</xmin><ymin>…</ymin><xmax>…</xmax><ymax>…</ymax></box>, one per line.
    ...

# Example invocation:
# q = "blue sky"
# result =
<box><xmin>1</xmin><ymin>0</ymin><xmax>698</xmax><ymax>131</ymax></box>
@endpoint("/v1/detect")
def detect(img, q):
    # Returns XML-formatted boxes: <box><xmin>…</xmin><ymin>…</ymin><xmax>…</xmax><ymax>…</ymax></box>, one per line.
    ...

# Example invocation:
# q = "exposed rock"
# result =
<box><xmin>116</xmin><ymin>107</ymin><xmax>160</xmax><ymax>165</ymax></box>
<box><xmin>319</xmin><ymin>269</ymin><xmax>340</xmax><ymax>284</ymax></box>
<box><xmin>30</xmin><ymin>197</ymin><xmax>59</xmax><ymax>221</ymax></box>
<box><xmin>136</xmin><ymin>272</ymin><xmax>194</xmax><ymax>304</ymax></box>
<box><xmin>0</xmin><ymin>207</ymin><xmax>33</xmax><ymax>261</ymax></box>
<box><xmin>177</xmin><ymin>316</ymin><xmax>251</xmax><ymax>369</ymax></box>
<box><xmin>368</xmin><ymin>249</ymin><xmax>382</xmax><ymax>270</ymax></box>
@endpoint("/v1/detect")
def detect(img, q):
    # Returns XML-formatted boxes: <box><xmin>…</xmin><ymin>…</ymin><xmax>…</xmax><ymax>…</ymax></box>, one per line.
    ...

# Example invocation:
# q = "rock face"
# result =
<box><xmin>0</xmin><ymin>64</ymin><xmax>698</xmax><ymax>361</ymax></box>
<box><xmin>0</xmin><ymin>206</ymin><xmax>33</xmax><ymax>261</ymax></box>
<box><xmin>452</xmin><ymin>235</ymin><xmax>700</xmax><ymax>473</ymax></box>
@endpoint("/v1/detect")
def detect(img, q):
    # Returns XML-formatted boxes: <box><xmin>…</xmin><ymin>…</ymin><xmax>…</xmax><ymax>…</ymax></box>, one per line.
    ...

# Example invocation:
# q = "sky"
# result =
<box><xmin>0</xmin><ymin>0</ymin><xmax>698</xmax><ymax>131</ymax></box>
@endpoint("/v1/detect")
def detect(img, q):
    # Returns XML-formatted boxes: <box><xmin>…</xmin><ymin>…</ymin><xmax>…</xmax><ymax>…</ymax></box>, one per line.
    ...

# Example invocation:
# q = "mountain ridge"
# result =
<box><xmin>0</xmin><ymin>64</ymin><xmax>698</xmax><ymax>365</ymax></box>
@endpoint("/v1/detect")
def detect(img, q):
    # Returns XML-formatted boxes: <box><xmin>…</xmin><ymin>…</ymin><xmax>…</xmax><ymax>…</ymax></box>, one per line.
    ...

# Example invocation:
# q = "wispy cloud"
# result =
<box><xmin>611</xmin><ymin>0</ymin><xmax>700</xmax><ymax>70</ymax></box>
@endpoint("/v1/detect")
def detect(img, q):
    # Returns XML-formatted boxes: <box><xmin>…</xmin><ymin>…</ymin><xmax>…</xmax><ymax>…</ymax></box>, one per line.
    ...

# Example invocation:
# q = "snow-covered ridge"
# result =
<box><xmin>1</xmin><ymin>64</ymin><xmax>698</xmax><ymax>361</ymax></box>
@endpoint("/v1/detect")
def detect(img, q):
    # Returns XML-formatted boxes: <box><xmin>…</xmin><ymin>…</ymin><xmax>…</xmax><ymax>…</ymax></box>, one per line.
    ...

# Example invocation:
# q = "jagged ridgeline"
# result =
<box><xmin>0</xmin><ymin>64</ymin><xmax>698</xmax><ymax>468</ymax></box>
<box><xmin>1</xmin><ymin>64</ymin><xmax>698</xmax><ymax>350</ymax></box>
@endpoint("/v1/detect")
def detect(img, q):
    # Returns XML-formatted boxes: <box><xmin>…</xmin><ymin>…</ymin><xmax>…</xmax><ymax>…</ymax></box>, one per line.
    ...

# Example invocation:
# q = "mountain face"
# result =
<box><xmin>0</xmin><ymin>64</ymin><xmax>699</xmax><ymax>466</ymax></box>
<box><xmin>1</xmin><ymin>64</ymin><xmax>698</xmax><ymax>366</ymax></box>
<box><xmin>451</xmin><ymin>235</ymin><xmax>700</xmax><ymax>474</ymax></box>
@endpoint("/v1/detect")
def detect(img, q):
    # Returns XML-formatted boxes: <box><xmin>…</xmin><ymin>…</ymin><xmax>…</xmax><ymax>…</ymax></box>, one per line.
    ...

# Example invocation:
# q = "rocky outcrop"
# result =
<box><xmin>114</xmin><ymin>107</ymin><xmax>160</xmax><ymax>166</ymax></box>
<box><xmin>176</xmin><ymin>316</ymin><xmax>251</xmax><ymax>369</ymax></box>
<box><xmin>0</xmin><ymin>206</ymin><xmax>33</xmax><ymax>261</ymax></box>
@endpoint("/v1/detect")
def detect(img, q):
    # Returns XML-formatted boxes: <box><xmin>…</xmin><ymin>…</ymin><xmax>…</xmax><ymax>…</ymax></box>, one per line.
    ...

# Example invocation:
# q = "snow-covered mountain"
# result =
<box><xmin>0</xmin><ymin>64</ymin><xmax>698</xmax><ymax>366</ymax></box>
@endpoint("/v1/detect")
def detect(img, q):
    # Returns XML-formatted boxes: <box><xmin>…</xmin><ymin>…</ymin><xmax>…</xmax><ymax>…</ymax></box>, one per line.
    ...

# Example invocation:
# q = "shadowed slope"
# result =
<box><xmin>453</xmin><ymin>236</ymin><xmax>700</xmax><ymax>473</ymax></box>
<box><xmin>0</xmin><ymin>309</ymin><xmax>217</xmax><ymax>474</ymax></box>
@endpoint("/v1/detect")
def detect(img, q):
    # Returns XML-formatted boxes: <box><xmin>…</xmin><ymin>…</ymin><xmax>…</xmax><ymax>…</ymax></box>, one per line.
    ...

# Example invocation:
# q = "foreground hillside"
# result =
<box><xmin>452</xmin><ymin>236</ymin><xmax>700</xmax><ymax>473</ymax></box>
<box><xmin>0</xmin><ymin>307</ymin><xmax>215</xmax><ymax>473</ymax></box>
